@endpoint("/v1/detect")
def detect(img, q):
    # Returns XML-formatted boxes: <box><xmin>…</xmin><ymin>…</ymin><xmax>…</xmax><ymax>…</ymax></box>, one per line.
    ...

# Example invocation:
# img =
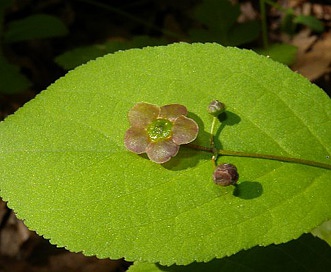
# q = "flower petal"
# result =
<box><xmin>146</xmin><ymin>139</ymin><xmax>179</xmax><ymax>164</ymax></box>
<box><xmin>124</xmin><ymin>127</ymin><xmax>149</xmax><ymax>154</ymax></box>
<box><xmin>172</xmin><ymin>115</ymin><xmax>199</xmax><ymax>145</ymax></box>
<box><xmin>159</xmin><ymin>104</ymin><xmax>188</xmax><ymax>121</ymax></box>
<box><xmin>128</xmin><ymin>102</ymin><xmax>160</xmax><ymax>127</ymax></box>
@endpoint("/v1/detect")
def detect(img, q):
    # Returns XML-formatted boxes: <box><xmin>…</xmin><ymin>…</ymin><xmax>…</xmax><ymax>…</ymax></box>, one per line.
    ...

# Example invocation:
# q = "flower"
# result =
<box><xmin>124</xmin><ymin>102</ymin><xmax>199</xmax><ymax>163</ymax></box>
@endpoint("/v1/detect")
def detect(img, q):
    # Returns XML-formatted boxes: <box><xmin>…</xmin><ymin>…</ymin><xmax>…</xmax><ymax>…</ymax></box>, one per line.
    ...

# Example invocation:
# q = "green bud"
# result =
<box><xmin>207</xmin><ymin>100</ymin><xmax>225</xmax><ymax>117</ymax></box>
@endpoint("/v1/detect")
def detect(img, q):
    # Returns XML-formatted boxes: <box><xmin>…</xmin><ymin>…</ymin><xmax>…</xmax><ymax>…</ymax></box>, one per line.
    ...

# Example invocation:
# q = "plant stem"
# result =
<box><xmin>209</xmin><ymin>116</ymin><xmax>217</xmax><ymax>148</ymax></box>
<box><xmin>218</xmin><ymin>149</ymin><xmax>331</xmax><ymax>170</ymax></box>
<box><xmin>187</xmin><ymin>144</ymin><xmax>213</xmax><ymax>153</ymax></box>
<box><xmin>259</xmin><ymin>0</ymin><xmax>269</xmax><ymax>48</ymax></box>
<box><xmin>209</xmin><ymin>116</ymin><xmax>219</xmax><ymax>166</ymax></box>
<box><xmin>187</xmin><ymin>144</ymin><xmax>331</xmax><ymax>170</ymax></box>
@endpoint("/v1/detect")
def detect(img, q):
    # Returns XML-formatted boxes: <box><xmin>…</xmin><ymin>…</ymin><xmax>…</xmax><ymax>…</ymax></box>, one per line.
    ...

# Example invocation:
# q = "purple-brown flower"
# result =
<box><xmin>124</xmin><ymin>102</ymin><xmax>199</xmax><ymax>163</ymax></box>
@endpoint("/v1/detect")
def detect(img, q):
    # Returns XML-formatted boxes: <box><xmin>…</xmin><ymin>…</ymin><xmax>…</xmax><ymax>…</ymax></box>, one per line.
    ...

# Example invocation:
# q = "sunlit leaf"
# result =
<box><xmin>255</xmin><ymin>43</ymin><xmax>298</xmax><ymax>65</ymax></box>
<box><xmin>0</xmin><ymin>43</ymin><xmax>330</xmax><ymax>265</ymax></box>
<box><xmin>312</xmin><ymin>220</ymin><xmax>331</xmax><ymax>246</ymax></box>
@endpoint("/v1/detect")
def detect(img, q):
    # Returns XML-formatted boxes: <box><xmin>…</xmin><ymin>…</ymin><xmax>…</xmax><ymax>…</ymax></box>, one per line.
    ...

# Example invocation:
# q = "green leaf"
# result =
<box><xmin>190</xmin><ymin>0</ymin><xmax>259</xmax><ymax>46</ymax></box>
<box><xmin>294</xmin><ymin>15</ymin><xmax>324</xmax><ymax>33</ymax></box>
<box><xmin>0</xmin><ymin>43</ymin><xmax>330</xmax><ymax>265</ymax></box>
<box><xmin>0</xmin><ymin>56</ymin><xmax>31</xmax><ymax>94</ymax></box>
<box><xmin>255</xmin><ymin>43</ymin><xmax>298</xmax><ymax>65</ymax></box>
<box><xmin>227</xmin><ymin>20</ymin><xmax>260</xmax><ymax>46</ymax></box>
<box><xmin>3</xmin><ymin>14</ymin><xmax>68</xmax><ymax>43</ymax></box>
<box><xmin>312</xmin><ymin>220</ymin><xmax>331</xmax><ymax>246</ymax></box>
<box><xmin>281</xmin><ymin>9</ymin><xmax>296</xmax><ymax>35</ymax></box>
<box><xmin>55</xmin><ymin>36</ymin><xmax>167</xmax><ymax>70</ymax></box>
<box><xmin>193</xmin><ymin>0</ymin><xmax>240</xmax><ymax>33</ymax></box>
<box><xmin>129</xmin><ymin>234</ymin><xmax>331</xmax><ymax>272</ymax></box>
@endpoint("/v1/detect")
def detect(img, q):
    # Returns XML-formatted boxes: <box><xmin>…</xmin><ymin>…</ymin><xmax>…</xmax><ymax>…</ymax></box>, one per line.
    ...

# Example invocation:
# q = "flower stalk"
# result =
<box><xmin>210</xmin><ymin>116</ymin><xmax>219</xmax><ymax>166</ymax></box>
<box><xmin>124</xmin><ymin>101</ymin><xmax>331</xmax><ymax>171</ymax></box>
<box><xmin>187</xmin><ymin>144</ymin><xmax>331</xmax><ymax>170</ymax></box>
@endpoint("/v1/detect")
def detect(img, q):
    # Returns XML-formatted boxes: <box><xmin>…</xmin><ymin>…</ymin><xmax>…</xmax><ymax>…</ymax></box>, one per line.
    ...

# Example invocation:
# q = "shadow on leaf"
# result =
<box><xmin>233</xmin><ymin>181</ymin><xmax>263</xmax><ymax>199</ymax></box>
<box><xmin>214</xmin><ymin>111</ymin><xmax>241</xmax><ymax>149</ymax></box>
<box><xmin>155</xmin><ymin>234</ymin><xmax>331</xmax><ymax>272</ymax></box>
<box><xmin>138</xmin><ymin>111</ymin><xmax>242</xmax><ymax>170</ymax></box>
<box><xmin>162</xmin><ymin>147</ymin><xmax>208</xmax><ymax>171</ymax></box>
<box><xmin>163</xmin><ymin>111</ymin><xmax>211</xmax><ymax>171</ymax></box>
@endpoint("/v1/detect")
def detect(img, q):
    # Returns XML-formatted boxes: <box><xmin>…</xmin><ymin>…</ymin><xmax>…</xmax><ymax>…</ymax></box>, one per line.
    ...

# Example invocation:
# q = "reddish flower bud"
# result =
<box><xmin>207</xmin><ymin>100</ymin><xmax>225</xmax><ymax>117</ymax></box>
<box><xmin>213</xmin><ymin>163</ymin><xmax>239</xmax><ymax>186</ymax></box>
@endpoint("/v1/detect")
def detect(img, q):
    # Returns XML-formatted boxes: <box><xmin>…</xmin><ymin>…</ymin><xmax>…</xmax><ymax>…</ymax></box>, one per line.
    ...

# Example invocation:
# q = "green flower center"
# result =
<box><xmin>147</xmin><ymin>119</ymin><xmax>173</xmax><ymax>142</ymax></box>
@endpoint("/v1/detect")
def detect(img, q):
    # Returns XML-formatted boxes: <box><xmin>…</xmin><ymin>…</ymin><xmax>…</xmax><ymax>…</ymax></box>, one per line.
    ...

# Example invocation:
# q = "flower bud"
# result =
<box><xmin>213</xmin><ymin>163</ymin><xmax>239</xmax><ymax>186</ymax></box>
<box><xmin>207</xmin><ymin>100</ymin><xmax>225</xmax><ymax>117</ymax></box>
